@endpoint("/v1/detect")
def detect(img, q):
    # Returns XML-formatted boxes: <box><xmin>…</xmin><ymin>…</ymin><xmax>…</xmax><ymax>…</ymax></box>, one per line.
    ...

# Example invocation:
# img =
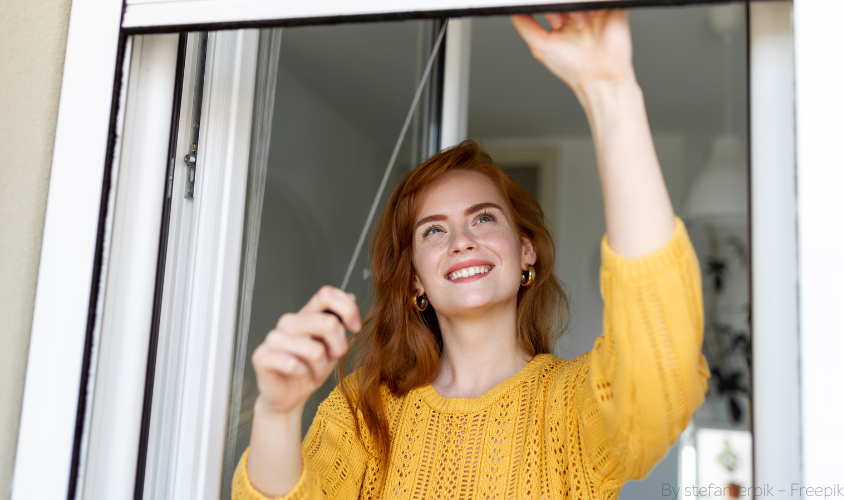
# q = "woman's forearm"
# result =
<box><xmin>243</xmin><ymin>286</ymin><xmax>358</xmax><ymax>497</ymax></box>
<box><xmin>576</xmin><ymin>74</ymin><xmax>676</xmax><ymax>259</ymax></box>
<box><xmin>246</xmin><ymin>400</ymin><xmax>305</xmax><ymax>497</ymax></box>
<box><xmin>510</xmin><ymin>11</ymin><xmax>672</xmax><ymax>256</ymax></box>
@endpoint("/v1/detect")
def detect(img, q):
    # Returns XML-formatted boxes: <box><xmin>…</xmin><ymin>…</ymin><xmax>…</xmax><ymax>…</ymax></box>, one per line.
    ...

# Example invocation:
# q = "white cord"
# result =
<box><xmin>340</xmin><ymin>21</ymin><xmax>449</xmax><ymax>291</ymax></box>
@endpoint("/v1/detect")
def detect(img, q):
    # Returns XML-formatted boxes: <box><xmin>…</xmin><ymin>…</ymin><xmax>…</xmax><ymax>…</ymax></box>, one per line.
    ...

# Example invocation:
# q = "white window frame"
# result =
<box><xmin>138</xmin><ymin>29</ymin><xmax>259</xmax><ymax>500</ymax></box>
<box><xmin>15</xmin><ymin>0</ymin><xmax>844</xmax><ymax>498</ymax></box>
<box><xmin>78</xmin><ymin>32</ymin><xmax>183</xmax><ymax>500</ymax></box>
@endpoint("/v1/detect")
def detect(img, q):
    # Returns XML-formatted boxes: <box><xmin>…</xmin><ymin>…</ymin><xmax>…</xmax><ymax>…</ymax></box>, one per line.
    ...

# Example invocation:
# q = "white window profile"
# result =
<box><xmin>138</xmin><ymin>29</ymin><xmax>259</xmax><ymax>500</ymax></box>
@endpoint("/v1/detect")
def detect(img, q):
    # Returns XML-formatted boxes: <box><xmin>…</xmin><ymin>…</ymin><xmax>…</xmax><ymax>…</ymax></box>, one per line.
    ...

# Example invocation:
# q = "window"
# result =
<box><xmin>16</xmin><ymin>2</ymin><xmax>820</xmax><ymax>499</ymax></box>
<box><xmin>151</xmin><ymin>5</ymin><xmax>755</xmax><ymax>497</ymax></box>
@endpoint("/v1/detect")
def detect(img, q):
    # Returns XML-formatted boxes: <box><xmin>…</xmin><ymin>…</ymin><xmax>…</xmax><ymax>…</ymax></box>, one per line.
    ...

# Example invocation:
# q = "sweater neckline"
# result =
<box><xmin>415</xmin><ymin>353</ymin><xmax>553</xmax><ymax>413</ymax></box>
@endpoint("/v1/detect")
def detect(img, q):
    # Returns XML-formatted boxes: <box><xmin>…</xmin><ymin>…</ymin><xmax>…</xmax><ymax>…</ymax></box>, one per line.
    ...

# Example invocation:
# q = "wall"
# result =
<box><xmin>0</xmin><ymin>0</ymin><xmax>73</xmax><ymax>498</ymax></box>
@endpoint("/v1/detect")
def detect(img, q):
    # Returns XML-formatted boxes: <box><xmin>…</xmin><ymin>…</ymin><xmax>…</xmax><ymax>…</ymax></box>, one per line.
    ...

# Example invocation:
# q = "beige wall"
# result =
<box><xmin>0</xmin><ymin>0</ymin><xmax>73</xmax><ymax>497</ymax></box>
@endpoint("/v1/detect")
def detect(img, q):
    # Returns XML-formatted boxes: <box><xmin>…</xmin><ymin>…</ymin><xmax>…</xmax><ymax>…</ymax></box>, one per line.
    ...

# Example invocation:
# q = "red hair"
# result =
<box><xmin>337</xmin><ymin>139</ymin><xmax>569</xmax><ymax>480</ymax></box>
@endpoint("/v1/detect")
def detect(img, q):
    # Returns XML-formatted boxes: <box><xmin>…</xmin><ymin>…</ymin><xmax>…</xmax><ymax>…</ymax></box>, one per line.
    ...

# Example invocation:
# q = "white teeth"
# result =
<box><xmin>448</xmin><ymin>266</ymin><xmax>491</xmax><ymax>280</ymax></box>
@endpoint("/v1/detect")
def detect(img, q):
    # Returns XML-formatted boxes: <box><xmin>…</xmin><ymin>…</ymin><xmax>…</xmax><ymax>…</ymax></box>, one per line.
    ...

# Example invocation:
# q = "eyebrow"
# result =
<box><xmin>414</xmin><ymin>202</ymin><xmax>504</xmax><ymax>231</ymax></box>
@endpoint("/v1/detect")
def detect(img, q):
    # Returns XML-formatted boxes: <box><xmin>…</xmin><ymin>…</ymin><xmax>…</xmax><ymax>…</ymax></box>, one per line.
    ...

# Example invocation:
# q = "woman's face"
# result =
<box><xmin>411</xmin><ymin>170</ymin><xmax>536</xmax><ymax>318</ymax></box>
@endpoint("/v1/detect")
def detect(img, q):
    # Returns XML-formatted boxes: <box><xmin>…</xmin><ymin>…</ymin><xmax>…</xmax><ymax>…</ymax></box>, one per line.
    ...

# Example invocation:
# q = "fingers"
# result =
<box><xmin>512</xmin><ymin>11</ymin><xmax>590</xmax><ymax>57</ymax></box>
<box><xmin>299</xmin><ymin>285</ymin><xmax>362</xmax><ymax>332</ymax></box>
<box><xmin>566</xmin><ymin>12</ymin><xmax>587</xmax><ymax>29</ymax></box>
<box><xmin>523</xmin><ymin>10</ymin><xmax>603</xmax><ymax>33</ymax></box>
<box><xmin>510</xmin><ymin>14</ymin><xmax>548</xmax><ymax>49</ymax></box>
<box><xmin>255</xmin><ymin>348</ymin><xmax>309</xmax><ymax>379</ymax></box>
<box><xmin>543</xmin><ymin>12</ymin><xmax>564</xmax><ymax>30</ymax></box>
<box><xmin>259</xmin><ymin>330</ymin><xmax>334</xmax><ymax>382</ymax></box>
<box><xmin>275</xmin><ymin>311</ymin><xmax>348</xmax><ymax>359</ymax></box>
<box><xmin>606</xmin><ymin>8</ymin><xmax>628</xmax><ymax>27</ymax></box>
<box><xmin>251</xmin><ymin>285</ymin><xmax>361</xmax><ymax>413</ymax></box>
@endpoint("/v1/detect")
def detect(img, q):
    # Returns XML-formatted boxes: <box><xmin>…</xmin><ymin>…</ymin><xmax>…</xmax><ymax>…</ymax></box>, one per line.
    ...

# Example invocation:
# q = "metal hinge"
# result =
<box><xmin>184</xmin><ymin>33</ymin><xmax>208</xmax><ymax>199</ymax></box>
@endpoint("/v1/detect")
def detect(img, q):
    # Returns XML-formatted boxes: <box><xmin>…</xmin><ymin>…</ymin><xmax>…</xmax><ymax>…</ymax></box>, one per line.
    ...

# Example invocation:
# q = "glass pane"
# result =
<box><xmin>221</xmin><ymin>19</ymin><xmax>444</xmax><ymax>499</ymax></box>
<box><xmin>466</xmin><ymin>4</ymin><xmax>750</xmax><ymax>498</ymax></box>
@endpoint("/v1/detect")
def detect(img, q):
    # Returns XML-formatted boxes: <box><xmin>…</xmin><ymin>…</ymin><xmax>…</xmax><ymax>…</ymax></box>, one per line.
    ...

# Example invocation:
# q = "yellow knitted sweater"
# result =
<box><xmin>233</xmin><ymin>217</ymin><xmax>710</xmax><ymax>500</ymax></box>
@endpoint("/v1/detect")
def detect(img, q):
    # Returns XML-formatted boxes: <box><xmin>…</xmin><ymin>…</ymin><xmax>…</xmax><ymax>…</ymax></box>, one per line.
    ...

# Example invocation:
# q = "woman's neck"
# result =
<box><xmin>432</xmin><ymin>300</ymin><xmax>532</xmax><ymax>399</ymax></box>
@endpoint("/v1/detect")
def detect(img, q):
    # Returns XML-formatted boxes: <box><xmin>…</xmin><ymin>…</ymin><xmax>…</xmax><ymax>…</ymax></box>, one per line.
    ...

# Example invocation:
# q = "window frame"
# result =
<box><xmin>15</xmin><ymin>0</ymin><xmax>835</xmax><ymax>499</ymax></box>
<box><xmin>134</xmin><ymin>29</ymin><xmax>260</xmax><ymax>500</ymax></box>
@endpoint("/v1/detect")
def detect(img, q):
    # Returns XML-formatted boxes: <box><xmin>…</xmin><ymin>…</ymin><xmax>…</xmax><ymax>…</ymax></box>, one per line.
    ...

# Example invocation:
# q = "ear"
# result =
<box><xmin>520</xmin><ymin>237</ymin><xmax>537</xmax><ymax>269</ymax></box>
<box><xmin>413</xmin><ymin>274</ymin><xmax>426</xmax><ymax>296</ymax></box>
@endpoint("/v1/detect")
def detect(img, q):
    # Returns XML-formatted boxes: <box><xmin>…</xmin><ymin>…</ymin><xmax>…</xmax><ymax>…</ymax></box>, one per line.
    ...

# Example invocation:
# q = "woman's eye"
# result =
<box><xmin>477</xmin><ymin>212</ymin><xmax>497</xmax><ymax>224</ymax></box>
<box><xmin>423</xmin><ymin>226</ymin><xmax>443</xmax><ymax>237</ymax></box>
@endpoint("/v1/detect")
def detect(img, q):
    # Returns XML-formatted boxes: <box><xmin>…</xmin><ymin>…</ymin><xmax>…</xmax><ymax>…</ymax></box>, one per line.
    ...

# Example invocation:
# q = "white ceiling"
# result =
<box><xmin>276</xmin><ymin>3</ymin><xmax>748</xmax><ymax>144</ymax></box>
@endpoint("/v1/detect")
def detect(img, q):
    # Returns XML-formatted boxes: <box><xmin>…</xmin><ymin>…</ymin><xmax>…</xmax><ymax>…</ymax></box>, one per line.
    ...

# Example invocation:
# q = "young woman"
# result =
<box><xmin>234</xmin><ymin>9</ymin><xmax>710</xmax><ymax>500</ymax></box>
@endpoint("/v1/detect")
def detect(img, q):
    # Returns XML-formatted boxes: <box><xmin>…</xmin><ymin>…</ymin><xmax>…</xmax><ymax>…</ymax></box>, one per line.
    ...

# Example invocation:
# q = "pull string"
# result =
<box><xmin>340</xmin><ymin>20</ymin><xmax>448</xmax><ymax>291</ymax></box>
<box><xmin>723</xmin><ymin>33</ymin><xmax>734</xmax><ymax>135</ymax></box>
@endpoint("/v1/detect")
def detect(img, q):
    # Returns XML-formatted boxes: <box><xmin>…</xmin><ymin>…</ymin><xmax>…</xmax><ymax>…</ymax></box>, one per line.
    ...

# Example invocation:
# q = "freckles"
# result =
<box><xmin>414</xmin><ymin>241</ymin><xmax>446</xmax><ymax>273</ymax></box>
<box><xmin>414</xmin><ymin>236</ymin><xmax>445</xmax><ymax>253</ymax></box>
<box><xmin>480</xmin><ymin>232</ymin><xmax>522</xmax><ymax>262</ymax></box>
<box><xmin>478</xmin><ymin>228</ymin><xmax>517</xmax><ymax>246</ymax></box>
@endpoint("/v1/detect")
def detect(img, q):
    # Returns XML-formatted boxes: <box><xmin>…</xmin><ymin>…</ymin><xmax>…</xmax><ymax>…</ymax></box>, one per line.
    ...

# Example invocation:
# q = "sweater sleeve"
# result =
<box><xmin>576</xmin><ymin>217</ymin><xmax>711</xmax><ymax>488</ymax></box>
<box><xmin>232</xmin><ymin>386</ymin><xmax>369</xmax><ymax>500</ymax></box>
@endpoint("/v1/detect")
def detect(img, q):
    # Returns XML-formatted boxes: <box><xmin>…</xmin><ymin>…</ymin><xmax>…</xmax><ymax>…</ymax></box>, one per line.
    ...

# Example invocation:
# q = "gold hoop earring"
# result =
<box><xmin>412</xmin><ymin>293</ymin><xmax>428</xmax><ymax>311</ymax></box>
<box><xmin>521</xmin><ymin>265</ymin><xmax>536</xmax><ymax>287</ymax></box>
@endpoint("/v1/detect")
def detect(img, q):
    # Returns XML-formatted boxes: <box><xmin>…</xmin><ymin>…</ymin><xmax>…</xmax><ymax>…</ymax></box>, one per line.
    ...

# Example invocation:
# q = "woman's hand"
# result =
<box><xmin>252</xmin><ymin>285</ymin><xmax>361</xmax><ymax>417</ymax></box>
<box><xmin>247</xmin><ymin>287</ymin><xmax>360</xmax><ymax>496</ymax></box>
<box><xmin>511</xmin><ymin>9</ymin><xmax>634</xmax><ymax>98</ymax></box>
<box><xmin>512</xmin><ymin>8</ymin><xmax>675</xmax><ymax>258</ymax></box>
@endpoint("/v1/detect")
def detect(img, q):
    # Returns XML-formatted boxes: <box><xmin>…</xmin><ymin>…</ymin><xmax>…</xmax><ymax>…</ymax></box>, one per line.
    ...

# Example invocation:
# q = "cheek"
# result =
<box><xmin>480</xmin><ymin>229</ymin><xmax>522</xmax><ymax>259</ymax></box>
<box><xmin>412</xmin><ymin>244</ymin><xmax>445</xmax><ymax>284</ymax></box>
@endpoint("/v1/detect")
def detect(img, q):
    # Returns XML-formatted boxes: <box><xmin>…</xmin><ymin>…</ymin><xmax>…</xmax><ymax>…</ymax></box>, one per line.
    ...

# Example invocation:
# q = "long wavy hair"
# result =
<box><xmin>337</xmin><ymin>139</ymin><xmax>569</xmax><ymax>477</ymax></box>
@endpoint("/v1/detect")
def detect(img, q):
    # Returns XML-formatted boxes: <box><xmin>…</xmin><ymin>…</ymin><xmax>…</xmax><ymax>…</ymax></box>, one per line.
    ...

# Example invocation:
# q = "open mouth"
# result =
<box><xmin>446</xmin><ymin>265</ymin><xmax>494</xmax><ymax>281</ymax></box>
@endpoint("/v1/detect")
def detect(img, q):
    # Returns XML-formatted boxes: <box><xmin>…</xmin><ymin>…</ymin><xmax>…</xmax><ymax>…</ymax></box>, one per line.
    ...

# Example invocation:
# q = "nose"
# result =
<box><xmin>449</xmin><ymin>225</ymin><xmax>478</xmax><ymax>254</ymax></box>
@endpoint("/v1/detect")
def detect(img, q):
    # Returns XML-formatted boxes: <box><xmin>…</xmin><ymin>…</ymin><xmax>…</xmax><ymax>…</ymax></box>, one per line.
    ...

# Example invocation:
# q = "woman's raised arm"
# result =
<box><xmin>514</xmin><ymin>9</ymin><xmax>710</xmax><ymax>485</ymax></box>
<box><xmin>511</xmin><ymin>9</ymin><xmax>675</xmax><ymax>258</ymax></box>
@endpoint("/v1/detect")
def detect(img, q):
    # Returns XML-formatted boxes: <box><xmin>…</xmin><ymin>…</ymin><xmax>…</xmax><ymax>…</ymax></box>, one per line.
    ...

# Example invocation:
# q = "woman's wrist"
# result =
<box><xmin>254</xmin><ymin>395</ymin><xmax>304</xmax><ymax>424</ymax></box>
<box><xmin>574</xmin><ymin>73</ymin><xmax>646</xmax><ymax>147</ymax></box>
<box><xmin>247</xmin><ymin>397</ymin><xmax>305</xmax><ymax>497</ymax></box>
<box><xmin>572</xmin><ymin>71</ymin><xmax>641</xmax><ymax>118</ymax></box>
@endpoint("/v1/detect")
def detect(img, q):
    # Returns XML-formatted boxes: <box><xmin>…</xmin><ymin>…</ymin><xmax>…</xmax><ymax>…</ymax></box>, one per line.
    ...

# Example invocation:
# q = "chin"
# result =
<box><xmin>435</xmin><ymin>294</ymin><xmax>510</xmax><ymax>316</ymax></box>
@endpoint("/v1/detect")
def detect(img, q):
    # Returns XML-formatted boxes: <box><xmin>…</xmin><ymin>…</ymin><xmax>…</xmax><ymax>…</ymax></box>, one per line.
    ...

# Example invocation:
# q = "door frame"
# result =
<box><xmin>16</xmin><ymin>0</ymin><xmax>841</xmax><ymax>498</ymax></box>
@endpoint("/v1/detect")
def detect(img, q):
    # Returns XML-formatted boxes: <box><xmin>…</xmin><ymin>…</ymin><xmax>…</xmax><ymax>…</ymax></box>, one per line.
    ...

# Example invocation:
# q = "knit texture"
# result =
<box><xmin>233</xmin><ymin>217</ymin><xmax>710</xmax><ymax>500</ymax></box>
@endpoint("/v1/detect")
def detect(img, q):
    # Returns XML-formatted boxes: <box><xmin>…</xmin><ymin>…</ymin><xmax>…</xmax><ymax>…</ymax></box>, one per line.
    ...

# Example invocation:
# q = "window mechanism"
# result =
<box><xmin>184</xmin><ymin>143</ymin><xmax>197</xmax><ymax>197</ymax></box>
<box><xmin>184</xmin><ymin>33</ymin><xmax>208</xmax><ymax>199</ymax></box>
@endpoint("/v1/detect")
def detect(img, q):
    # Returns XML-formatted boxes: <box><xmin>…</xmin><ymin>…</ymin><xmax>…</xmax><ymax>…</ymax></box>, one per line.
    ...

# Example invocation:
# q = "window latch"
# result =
<box><xmin>184</xmin><ymin>144</ymin><xmax>197</xmax><ymax>197</ymax></box>
<box><xmin>184</xmin><ymin>33</ymin><xmax>207</xmax><ymax>199</ymax></box>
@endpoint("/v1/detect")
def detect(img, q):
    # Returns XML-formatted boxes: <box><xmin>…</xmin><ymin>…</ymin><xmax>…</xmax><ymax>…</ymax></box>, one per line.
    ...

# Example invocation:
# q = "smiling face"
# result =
<box><xmin>411</xmin><ymin>169</ymin><xmax>537</xmax><ymax>319</ymax></box>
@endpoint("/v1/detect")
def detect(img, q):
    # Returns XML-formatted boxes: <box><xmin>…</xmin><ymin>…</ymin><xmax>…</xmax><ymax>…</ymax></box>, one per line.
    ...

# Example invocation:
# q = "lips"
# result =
<box><xmin>444</xmin><ymin>259</ymin><xmax>495</xmax><ymax>281</ymax></box>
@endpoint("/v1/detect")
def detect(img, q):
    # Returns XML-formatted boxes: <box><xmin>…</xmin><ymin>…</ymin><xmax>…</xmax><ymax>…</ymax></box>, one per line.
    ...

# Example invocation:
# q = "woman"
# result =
<box><xmin>235</xmin><ymin>8</ymin><xmax>710</xmax><ymax>500</ymax></box>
